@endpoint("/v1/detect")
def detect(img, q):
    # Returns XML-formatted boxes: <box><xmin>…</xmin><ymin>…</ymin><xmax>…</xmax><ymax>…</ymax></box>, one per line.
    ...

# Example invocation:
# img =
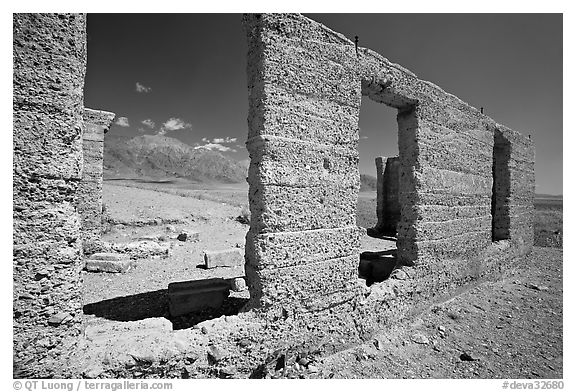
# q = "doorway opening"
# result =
<box><xmin>491</xmin><ymin>128</ymin><xmax>512</xmax><ymax>242</ymax></box>
<box><xmin>356</xmin><ymin>96</ymin><xmax>402</xmax><ymax>285</ymax></box>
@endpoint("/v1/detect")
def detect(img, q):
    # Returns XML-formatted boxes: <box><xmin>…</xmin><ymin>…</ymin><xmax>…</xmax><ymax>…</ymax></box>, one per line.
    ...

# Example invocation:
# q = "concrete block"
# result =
<box><xmin>85</xmin><ymin>253</ymin><xmax>131</xmax><ymax>273</ymax></box>
<box><xmin>168</xmin><ymin>278</ymin><xmax>230</xmax><ymax>316</ymax></box>
<box><xmin>204</xmin><ymin>249</ymin><xmax>244</xmax><ymax>269</ymax></box>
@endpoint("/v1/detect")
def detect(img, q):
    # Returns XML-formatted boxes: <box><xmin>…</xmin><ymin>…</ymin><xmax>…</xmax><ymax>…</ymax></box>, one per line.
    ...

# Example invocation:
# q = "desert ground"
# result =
<box><xmin>78</xmin><ymin>179</ymin><xmax>562</xmax><ymax>379</ymax></box>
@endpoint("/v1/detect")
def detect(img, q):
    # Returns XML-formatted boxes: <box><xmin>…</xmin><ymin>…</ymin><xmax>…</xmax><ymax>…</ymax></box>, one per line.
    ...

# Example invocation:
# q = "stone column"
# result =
<box><xmin>79</xmin><ymin>108</ymin><xmax>115</xmax><ymax>251</ymax></box>
<box><xmin>13</xmin><ymin>13</ymin><xmax>87</xmax><ymax>377</ymax></box>
<box><xmin>375</xmin><ymin>156</ymin><xmax>401</xmax><ymax>236</ymax></box>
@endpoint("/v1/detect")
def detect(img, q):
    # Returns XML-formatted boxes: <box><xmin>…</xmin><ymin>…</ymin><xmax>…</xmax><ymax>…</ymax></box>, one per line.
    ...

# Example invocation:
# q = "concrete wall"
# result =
<box><xmin>79</xmin><ymin>108</ymin><xmax>115</xmax><ymax>249</ymax></box>
<box><xmin>12</xmin><ymin>13</ymin><xmax>535</xmax><ymax>376</ymax></box>
<box><xmin>13</xmin><ymin>13</ymin><xmax>87</xmax><ymax>377</ymax></box>
<box><xmin>243</xmin><ymin>13</ymin><xmax>534</xmax><ymax>321</ymax></box>
<box><xmin>375</xmin><ymin>156</ymin><xmax>400</xmax><ymax>236</ymax></box>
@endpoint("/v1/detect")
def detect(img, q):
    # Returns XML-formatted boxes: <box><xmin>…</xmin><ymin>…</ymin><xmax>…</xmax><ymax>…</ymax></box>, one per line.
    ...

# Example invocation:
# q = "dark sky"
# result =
<box><xmin>84</xmin><ymin>13</ymin><xmax>562</xmax><ymax>195</ymax></box>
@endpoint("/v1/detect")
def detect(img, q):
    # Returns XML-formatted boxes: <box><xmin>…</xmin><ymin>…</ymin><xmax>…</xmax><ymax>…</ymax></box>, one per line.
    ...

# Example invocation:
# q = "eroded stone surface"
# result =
<box><xmin>13</xmin><ymin>13</ymin><xmax>535</xmax><ymax>378</ymax></box>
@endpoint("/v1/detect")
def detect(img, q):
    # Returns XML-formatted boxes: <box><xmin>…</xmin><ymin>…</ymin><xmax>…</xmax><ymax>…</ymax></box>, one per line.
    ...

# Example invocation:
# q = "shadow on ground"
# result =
<box><xmin>83</xmin><ymin>290</ymin><xmax>248</xmax><ymax>330</ymax></box>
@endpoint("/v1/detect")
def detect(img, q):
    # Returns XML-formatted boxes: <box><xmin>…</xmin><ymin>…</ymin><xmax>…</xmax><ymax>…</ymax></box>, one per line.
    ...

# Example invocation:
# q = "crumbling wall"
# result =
<box><xmin>13</xmin><ymin>13</ymin><xmax>87</xmax><ymax>377</ymax></box>
<box><xmin>244</xmin><ymin>13</ymin><xmax>363</xmax><ymax>320</ymax></box>
<box><xmin>244</xmin><ymin>13</ymin><xmax>534</xmax><ymax>333</ymax></box>
<box><xmin>375</xmin><ymin>156</ymin><xmax>400</xmax><ymax>236</ymax></box>
<box><xmin>79</xmin><ymin>108</ymin><xmax>115</xmax><ymax>249</ymax></box>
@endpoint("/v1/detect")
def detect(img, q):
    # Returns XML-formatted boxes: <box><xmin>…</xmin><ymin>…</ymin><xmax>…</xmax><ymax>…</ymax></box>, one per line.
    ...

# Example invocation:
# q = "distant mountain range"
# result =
<box><xmin>104</xmin><ymin>134</ymin><xmax>249</xmax><ymax>183</ymax></box>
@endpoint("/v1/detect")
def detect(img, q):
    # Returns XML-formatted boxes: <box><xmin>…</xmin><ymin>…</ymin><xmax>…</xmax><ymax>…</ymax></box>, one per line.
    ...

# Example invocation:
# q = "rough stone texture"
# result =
<box><xmin>242</xmin><ymin>12</ymin><xmax>534</xmax><ymax>346</ymax></box>
<box><xmin>13</xmin><ymin>13</ymin><xmax>535</xmax><ymax>377</ymax></box>
<box><xmin>13</xmin><ymin>13</ymin><xmax>87</xmax><ymax>378</ymax></box>
<box><xmin>84</xmin><ymin>239</ymin><xmax>172</xmax><ymax>260</ymax></box>
<box><xmin>375</xmin><ymin>156</ymin><xmax>401</xmax><ymax>236</ymax></box>
<box><xmin>204</xmin><ymin>249</ymin><xmax>244</xmax><ymax>269</ymax></box>
<box><xmin>85</xmin><ymin>253</ymin><xmax>131</xmax><ymax>273</ymax></box>
<box><xmin>168</xmin><ymin>279</ymin><xmax>231</xmax><ymax>316</ymax></box>
<box><xmin>79</xmin><ymin>108</ymin><xmax>114</xmax><ymax>250</ymax></box>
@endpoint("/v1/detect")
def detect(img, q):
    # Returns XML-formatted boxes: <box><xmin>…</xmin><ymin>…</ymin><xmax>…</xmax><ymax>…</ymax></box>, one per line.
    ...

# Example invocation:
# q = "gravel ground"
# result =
<box><xmin>80</xmin><ymin>182</ymin><xmax>562</xmax><ymax>379</ymax></box>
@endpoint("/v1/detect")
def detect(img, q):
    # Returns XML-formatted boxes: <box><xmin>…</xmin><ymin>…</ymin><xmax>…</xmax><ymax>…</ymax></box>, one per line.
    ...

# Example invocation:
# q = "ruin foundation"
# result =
<box><xmin>13</xmin><ymin>13</ymin><xmax>535</xmax><ymax>377</ymax></box>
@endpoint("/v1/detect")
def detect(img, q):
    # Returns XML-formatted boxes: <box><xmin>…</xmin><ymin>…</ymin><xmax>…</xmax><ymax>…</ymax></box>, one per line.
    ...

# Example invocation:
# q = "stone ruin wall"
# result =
<box><xmin>375</xmin><ymin>156</ymin><xmax>401</xmax><ymax>236</ymax></box>
<box><xmin>79</xmin><ymin>108</ymin><xmax>115</xmax><ymax>249</ymax></box>
<box><xmin>13</xmin><ymin>13</ymin><xmax>87</xmax><ymax>377</ymax></box>
<box><xmin>243</xmin><ymin>13</ymin><xmax>534</xmax><ymax>321</ymax></box>
<box><xmin>12</xmin><ymin>13</ymin><xmax>535</xmax><ymax>376</ymax></box>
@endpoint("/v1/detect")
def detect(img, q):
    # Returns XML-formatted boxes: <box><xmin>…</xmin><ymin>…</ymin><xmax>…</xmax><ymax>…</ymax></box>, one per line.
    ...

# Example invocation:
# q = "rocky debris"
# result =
<box><xmin>88</xmin><ymin>240</ymin><xmax>171</xmax><ymax>260</ymax></box>
<box><xmin>82</xmin><ymin>364</ymin><xmax>104</xmax><ymax>379</ymax></box>
<box><xmin>527</xmin><ymin>283</ymin><xmax>548</xmax><ymax>291</ymax></box>
<box><xmin>204</xmin><ymin>249</ymin><xmax>244</xmax><ymax>269</ymax></box>
<box><xmin>459</xmin><ymin>352</ymin><xmax>476</xmax><ymax>361</ymax></box>
<box><xmin>48</xmin><ymin>312</ymin><xmax>72</xmax><ymax>326</ymax></box>
<box><xmin>230</xmin><ymin>277</ymin><xmax>247</xmax><ymax>292</ymax></box>
<box><xmin>167</xmin><ymin>278</ymin><xmax>230</xmax><ymax>316</ymax></box>
<box><xmin>391</xmin><ymin>269</ymin><xmax>408</xmax><ymax>280</ymax></box>
<box><xmin>177</xmin><ymin>230</ymin><xmax>199</xmax><ymax>242</ymax></box>
<box><xmin>207</xmin><ymin>345</ymin><xmax>227</xmax><ymax>364</ymax></box>
<box><xmin>410</xmin><ymin>333</ymin><xmax>430</xmax><ymax>345</ymax></box>
<box><xmin>85</xmin><ymin>253</ymin><xmax>131</xmax><ymax>273</ymax></box>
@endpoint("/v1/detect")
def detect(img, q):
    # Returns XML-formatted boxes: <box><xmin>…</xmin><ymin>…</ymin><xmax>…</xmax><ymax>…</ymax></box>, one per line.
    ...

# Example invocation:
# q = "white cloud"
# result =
<box><xmin>212</xmin><ymin>137</ymin><xmax>237</xmax><ymax>144</ymax></box>
<box><xmin>158</xmin><ymin>117</ymin><xmax>192</xmax><ymax>135</ymax></box>
<box><xmin>135</xmin><ymin>82</ymin><xmax>152</xmax><ymax>93</ymax></box>
<box><xmin>201</xmin><ymin>137</ymin><xmax>209</xmax><ymax>143</ymax></box>
<box><xmin>115</xmin><ymin>117</ymin><xmax>130</xmax><ymax>127</ymax></box>
<box><xmin>194</xmin><ymin>143</ymin><xmax>235</xmax><ymax>152</ymax></box>
<box><xmin>141</xmin><ymin>119</ymin><xmax>155</xmax><ymax>129</ymax></box>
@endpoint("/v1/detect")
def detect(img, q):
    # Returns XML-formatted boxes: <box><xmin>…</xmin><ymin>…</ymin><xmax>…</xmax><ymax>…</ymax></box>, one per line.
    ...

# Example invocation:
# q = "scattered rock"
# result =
<box><xmin>177</xmin><ymin>230</ymin><xmax>199</xmax><ymax>242</ymax></box>
<box><xmin>373</xmin><ymin>337</ymin><xmax>385</xmax><ymax>351</ymax></box>
<box><xmin>48</xmin><ymin>312</ymin><xmax>72</xmax><ymax>326</ymax></box>
<box><xmin>230</xmin><ymin>277</ymin><xmax>247</xmax><ymax>292</ymax></box>
<box><xmin>238</xmin><ymin>338</ymin><xmax>252</xmax><ymax>348</ymax></box>
<box><xmin>527</xmin><ymin>283</ymin><xmax>548</xmax><ymax>291</ymax></box>
<box><xmin>165</xmin><ymin>225</ymin><xmax>176</xmax><ymax>232</ymax></box>
<box><xmin>204</xmin><ymin>249</ymin><xmax>244</xmax><ymax>269</ymax></box>
<box><xmin>411</xmin><ymin>333</ymin><xmax>430</xmax><ymax>345</ymax></box>
<box><xmin>85</xmin><ymin>253</ymin><xmax>131</xmax><ymax>273</ymax></box>
<box><xmin>459</xmin><ymin>352</ymin><xmax>476</xmax><ymax>361</ymax></box>
<box><xmin>82</xmin><ymin>364</ymin><xmax>104</xmax><ymax>379</ymax></box>
<box><xmin>207</xmin><ymin>345</ymin><xmax>226</xmax><ymax>363</ymax></box>
<box><xmin>391</xmin><ymin>269</ymin><xmax>408</xmax><ymax>280</ymax></box>
<box><xmin>18</xmin><ymin>292</ymin><xmax>35</xmax><ymax>300</ymax></box>
<box><xmin>307</xmin><ymin>364</ymin><xmax>319</xmax><ymax>372</ymax></box>
<box><xmin>438</xmin><ymin>325</ymin><xmax>446</xmax><ymax>333</ymax></box>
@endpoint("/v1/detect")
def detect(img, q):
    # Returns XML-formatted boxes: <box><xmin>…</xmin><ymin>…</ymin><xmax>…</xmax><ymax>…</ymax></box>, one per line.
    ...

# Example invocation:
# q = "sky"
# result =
<box><xmin>84</xmin><ymin>13</ymin><xmax>563</xmax><ymax>195</ymax></box>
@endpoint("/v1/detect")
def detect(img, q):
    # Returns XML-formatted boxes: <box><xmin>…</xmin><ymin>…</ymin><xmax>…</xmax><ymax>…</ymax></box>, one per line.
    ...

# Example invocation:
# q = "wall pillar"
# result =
<box><xmin>79</xmin><ymin>108</ymin><xmax>115</xmax><ymax>250</ymax></box>
<box><xmin>13</xmin><ymin>13</ymin><xmax>87</xmax><ymax>377</ymax></box>
<box><xmin>243</xmin><ymin>14</ymin><xmax>362</xmax><ymax>319</ymax></box>
<box><xmin>375</xmin><ymin>156</ymin><xmax>401</xmax><ymax>236</ymax></box>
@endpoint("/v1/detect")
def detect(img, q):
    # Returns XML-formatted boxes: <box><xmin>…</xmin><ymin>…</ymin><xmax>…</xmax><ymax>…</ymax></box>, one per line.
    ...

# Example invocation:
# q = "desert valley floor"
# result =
<box><xmin>72</xmin><ymin>180</ymin><xmax>563</xmax><ymax>379</ymax></box>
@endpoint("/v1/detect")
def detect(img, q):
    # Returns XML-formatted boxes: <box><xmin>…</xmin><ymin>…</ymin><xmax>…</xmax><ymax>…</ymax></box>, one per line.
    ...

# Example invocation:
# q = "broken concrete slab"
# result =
<box><xmin>204</xmin><ymin>249</ymin><xmax>244</xmax><ymax>269</ymax></box>
<box><xmin>168</xmin><ymin>278</ymin><xmax>230</xmax><ymax>316</ymax></box>
<box><xmin>85</xmin><ymin>253</ymin><xmax>131</xmax><ymax>273</ymax></box>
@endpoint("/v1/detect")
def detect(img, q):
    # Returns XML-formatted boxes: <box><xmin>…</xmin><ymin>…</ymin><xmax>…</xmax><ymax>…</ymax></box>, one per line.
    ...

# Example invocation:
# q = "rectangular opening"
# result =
<box><xmin>357</xmin><ymin>95</ymin><xmax>416</xmax><ymax>285</ymax></box>
<box><xmin>491</xmin><ymin>128</ymin><xmax>512</xmax><ymax>241</ymax></box>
